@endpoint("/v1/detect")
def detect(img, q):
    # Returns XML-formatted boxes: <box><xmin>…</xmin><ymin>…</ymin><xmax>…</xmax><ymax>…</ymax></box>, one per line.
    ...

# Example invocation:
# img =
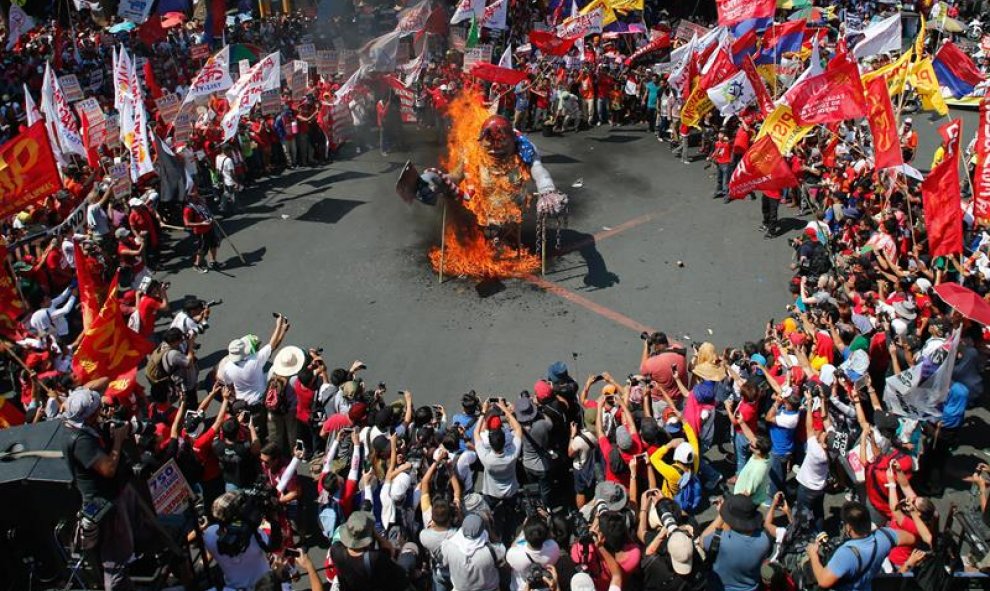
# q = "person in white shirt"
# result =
<box><xmin>220</xmin><ymin>315</ymin><xmax>289</xmax><ymax>435</ymax></box>
<box><xmin>29</xmin><ymin>286</ymin><xmax>76</xmax><ymax>342</ymax></box>
<box><xmin>170</xmin><ymin>298</ymin><xmax>211</xmax><ymax>345</ymax></box>
<box><xmin>505</xmin><ymin>517</ymin><xmax>561</xmax><ymax>591</ymax></box>
<box><xmin>794</xmin><ymin>385</ymin><xmax>833</xmax><ymax>528</ymax></box>
<box><xmin>214</xmin><ymin>145</ymin><xmax>239</xmax><ymax>211</ymax></box>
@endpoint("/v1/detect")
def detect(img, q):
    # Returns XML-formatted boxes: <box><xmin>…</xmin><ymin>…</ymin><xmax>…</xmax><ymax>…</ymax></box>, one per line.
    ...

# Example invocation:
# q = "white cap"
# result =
<box><xmin>673</xmin><ymin>442</ymin><xmax>694</xmax><ymax>465</ymax></box>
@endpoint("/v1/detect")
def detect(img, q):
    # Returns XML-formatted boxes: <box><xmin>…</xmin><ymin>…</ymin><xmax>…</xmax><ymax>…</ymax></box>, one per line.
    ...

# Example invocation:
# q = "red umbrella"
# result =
<box><xmin>161</xmin><ymin>12</ymin><xmax>187</xmax><ymax>28</ymax></box>
<box><xmin>933</xmin><ymin>282</ymin><xmax>990</xmax><ymax>325</ymax></box>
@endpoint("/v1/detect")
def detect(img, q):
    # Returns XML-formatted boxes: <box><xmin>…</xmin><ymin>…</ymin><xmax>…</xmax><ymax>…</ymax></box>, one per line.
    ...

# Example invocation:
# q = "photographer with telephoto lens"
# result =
<box><xmin>639</xmin><ymin>489</ymin><xmax>706</xmax><ymax>591</ymax></box>
<box><xmin>202</xmin><ymin>490</ymin><xmax>281</xmax><ymax>590</ymax></box>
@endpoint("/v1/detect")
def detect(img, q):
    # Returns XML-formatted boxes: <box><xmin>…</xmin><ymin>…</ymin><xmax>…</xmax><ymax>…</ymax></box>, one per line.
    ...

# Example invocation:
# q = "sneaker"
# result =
<box><xmin>758</xmin><ymin>224</ymin><xmax>768</xmax><ymax>232</ymax></box>
<box><xmin>195</xmin><ymin>265</ymin><xmax>208</xmax><ymax>274</ymax></box>
<box><xmin>208</xmin><ymin>261</ymin><xmax>220</xmax><ymax>270</ymax></box>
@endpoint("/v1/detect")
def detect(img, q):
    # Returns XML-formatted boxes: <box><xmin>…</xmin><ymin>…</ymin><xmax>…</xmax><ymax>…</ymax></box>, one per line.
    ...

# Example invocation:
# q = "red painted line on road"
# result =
<box><xmin>524</xmin><ymin>275</ymin><xmax>655</xmax><ymax>335</ymax></box>
<box><xmin>558</xmin><ymin>212</ymin><xmax>657</xmax><ymax>255</ymax></box>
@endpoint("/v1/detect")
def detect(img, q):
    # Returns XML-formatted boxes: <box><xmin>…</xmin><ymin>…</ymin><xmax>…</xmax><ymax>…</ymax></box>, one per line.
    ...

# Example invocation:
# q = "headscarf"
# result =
<box><xmin>64</xmin><ymin>388</ymin><xmax>101</xmax><ymax>428</ymax></box>
<box><xmin>812</xmin><ymin>331</ymin><xmax>835</xmax><ymax>365</ymax></box>
<box><xmin>451</xmin><ymin>514</ymin><xmax>490</xmax><ymax>558</ymax></box>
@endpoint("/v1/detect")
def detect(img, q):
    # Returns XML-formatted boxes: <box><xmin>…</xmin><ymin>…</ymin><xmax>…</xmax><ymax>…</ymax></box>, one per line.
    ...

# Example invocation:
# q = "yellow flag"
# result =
<box><xmin>756</xmin><ymin>104</ymin><xmax>814</xmax><ymax>153</ymax></box>
<box><xmin>580</xmin><ymin>0</ymin><xmax>616</xmax><ymax>25</ymax></box>
<box><xmin>861</xmin><ymin>49</ymin><xmax>913</xmax><ymax>97</ymax></box>
<box><xmin>909</xmin><ymin>58</ymin><xmax>948</xmax><ymax>116</ymax></box>
<box><xmin>605</xmin><ymin>0</ymin><xmax>643</xmax><ymax>13</ymax></box>
<box><xmin>915</xmin><ymin>13</ymin><xmax>926</xmax><ymax>59</ymax></box>
<box><xmin>680</xmin><ymin>83</ymin><xmax>714</xmax><ymax>129</ymax></box>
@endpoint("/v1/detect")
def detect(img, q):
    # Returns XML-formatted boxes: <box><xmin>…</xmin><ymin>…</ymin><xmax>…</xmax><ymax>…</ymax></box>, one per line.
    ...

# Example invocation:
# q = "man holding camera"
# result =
<box><xmin>203</xmin><ymin>491</ymin><xmax>278</xmax><ymax>590</ymax></box>
<box><xmin>62</xmin><ymin>388</ymin><xmax>148</xmax><ymax>591</ymax></box>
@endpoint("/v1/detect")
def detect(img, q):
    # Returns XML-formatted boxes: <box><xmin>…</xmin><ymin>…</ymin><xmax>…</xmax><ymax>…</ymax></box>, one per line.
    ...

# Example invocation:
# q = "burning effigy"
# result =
<box><xmin>396</xmin><ymin>90</ymin><xmax>568</xmax><ymax>279</ymax></box>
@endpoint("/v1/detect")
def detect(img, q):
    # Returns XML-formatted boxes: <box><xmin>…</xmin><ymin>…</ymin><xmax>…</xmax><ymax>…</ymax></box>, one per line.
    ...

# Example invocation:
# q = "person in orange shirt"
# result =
<box><xmin>709</xmin><ymin>132</ymin><xmax>733</xmax><ymax>201</ymax></box>
<box><xmin>578</xmin><ymin>70</ymin><xmax>596</xmax><ymax>126</ymax></box>
<box><xmin>899</xmin><ymin>118</ymin><xmax>918</xmax><ymax>162</ymax></box>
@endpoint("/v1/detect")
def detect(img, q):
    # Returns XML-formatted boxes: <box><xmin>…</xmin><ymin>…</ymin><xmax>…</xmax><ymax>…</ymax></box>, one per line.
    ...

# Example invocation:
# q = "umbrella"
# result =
<box><xmin>777</xmin><ymin>0</ymin><xmax>811</xmax><ymax>9</ymax></box>
<box><xmin>108</xmin><ymin>21</ymin><xmax>137</xmax><ymax>33</ymax></box>
<box><xmin>933</xmin><ymin>283</ymin><xmax>990</xmax><ymax>325</ymax></box>
<box><xmin>927</xmin><ymin>17</ymin><xmax>966</xmax><ymax>34</ymax></box>
<box><xmin>161</xmin><ymin>11</ymin><xmax>187</xmax><ymax>27</ymax></box>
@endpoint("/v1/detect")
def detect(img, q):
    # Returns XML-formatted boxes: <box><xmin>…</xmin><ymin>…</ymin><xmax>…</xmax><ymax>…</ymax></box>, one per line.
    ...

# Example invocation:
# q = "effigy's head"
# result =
<box><xmin>479</xmin><ymin>115</ymin><xmax>515</xmax><ymax>159</ymax></box>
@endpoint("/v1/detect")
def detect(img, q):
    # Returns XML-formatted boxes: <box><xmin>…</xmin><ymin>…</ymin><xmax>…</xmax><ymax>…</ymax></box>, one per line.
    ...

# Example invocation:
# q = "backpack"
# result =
<box><xmin>265</xmin><ymin>375</ymin><xmax>289</xmax><ymax>414</ymax></box>
<box><xmin>805</xmin><ymin>242</ymin><xmax>832</xmax><ymax>277</ymax></box>
<box><xmin>145</xmin><ymin>343</ymin><xmax>171</xmax><ymax>384</ymax></box>
<box><xmin>673</xmin><ymin>467</ymin><xmax>702</xmax><ymax>514</ymax></box>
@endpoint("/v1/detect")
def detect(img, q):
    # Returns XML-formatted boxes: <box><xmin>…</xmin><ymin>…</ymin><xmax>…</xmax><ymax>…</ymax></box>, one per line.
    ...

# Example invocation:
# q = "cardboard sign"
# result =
<box><xmin>290</xmin><ymin>60</ymin><xmax>309</xmax><ymax>99</ymax></box>
<box><xmin>172</xmin><ymin>111</ymin><xmax>193</xmax><ymax>145</ymax></box>
<box><xmin>58</xmin><ymin>75</ymin><xmax>85</xmax><ymax>103</ymax></box>
<box><xmin>189</xmin><ymin>44</ymin><xmax>210</xmax><ymax>60</ymax></box>
<box><xmin>154</xmin><ymin>93</ymin><xmax>181</xmax><ymax>124</ymax></box>
<box><xmin>260</xmin><ymin>89</ymin><xmax>281</xmax><ymax>115</ymax></box>
<box><xmin>338</xmin><ymin>49</ymin><xmax>358</xmax><ymax>75</ymax></box>
<box><xmin>296</xmin><ymin>43</ymin><xmax>317</xmax><ymax>62</ymax></box>
<box><xmin>117</xmin><ymin>0</ymin><xmax>152</xmax><ymax>23</ymax></box>
<box><xmin>463</xmin><ymin>45</ymin><xmax>493</xmax><ymax>72</ymax></box>
<box><xmin>105</xmin><ymin>114</ymin><xmax>121</xmax><ymax>148</ymax></box>
<box><xmin>673</xmin><ymin>20</ymin><xmax>710</xmax><ymax>43</ymax></box>
<box><xmin>75</xmin><ymin>97</ymin><xmax>105</xmax><ymax>126</ymax></box>
<box><xmin>109</xmin><ymin>162</ymin><xmax>131</xmax><ymax>198</ymax></box>
<box><xmin>146</xmin><ymin>459</ymin><xmax>193</xmax><ymax>516</ymax></box>
<box><xmin>86</xmin><ymin>120</ymin><xmax>109</xmax><ymax>148</ymax></box>
<box><xmin>317</xmin><ymin>50</ymin><xmax>338</xmax><ymax>78</ymax></box>
<box><xmin>87</xmin><ymin>68</ymin><xmax>105</xmax><ymax>92</ymax></box>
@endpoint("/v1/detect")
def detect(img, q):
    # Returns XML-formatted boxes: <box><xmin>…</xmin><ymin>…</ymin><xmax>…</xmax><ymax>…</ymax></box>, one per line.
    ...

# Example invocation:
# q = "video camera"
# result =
<box><xmin>215</xmin><ymin>484</ymin><xmax>280</xmax><ymax>557</ymax></box>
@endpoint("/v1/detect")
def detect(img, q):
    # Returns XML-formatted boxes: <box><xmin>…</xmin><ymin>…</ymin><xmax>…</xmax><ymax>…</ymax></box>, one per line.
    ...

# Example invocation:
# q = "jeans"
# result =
<box><xmin>658</xmin><ymin>115</ymin><xmax>670</xmax><ymax>139</ymax></box>
<box><xmin>646</xmin><ymin>107</ymin><xmax>657</xmax><ymax>132</ymax></box>
<box><xmin>716</xmin><ymin>163</ymin><xmax>731</xmax><ymax>197</ymax></box>
<box><xmin>768</xmin><ymin>451</ymin><xmax>791</xmax><ymax>499</ymax></box>
<box><xmin>281</xmin><ymin>138</ymin><xmax>297</xmax><ymax>167</ymax></box>
<box><xmin>734</xmin><ymin>432</ymin><xmax>751</xmax><ymax>475</ymax></box>
<box><xmin>795</xmin><ymin>483</ymin><xmax>826</xmax><ymax>530</ymax></box>
<box><xmin>761</xmin><ymin>194</ymin><xmax>779</xmax><ymax>231</ymax></box>
<box><xmin>678</xmin><ymin>133</ymin><xmax>690</xmax><ymax>163</ymax></box>
<box><xmin>596</xmin><ymin>98</ymin><xmax>608</xmax><ymax>124</ymax></box>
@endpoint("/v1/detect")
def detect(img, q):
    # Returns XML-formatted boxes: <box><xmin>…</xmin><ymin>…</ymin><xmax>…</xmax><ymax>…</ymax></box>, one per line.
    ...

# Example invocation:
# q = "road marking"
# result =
<box><xmin>557</xmin><ymin>212</ymin><xmax>657</xmax><ymax>255</ymax></box>
<box><xmin>524</xmin><ymin>275</ymin><xmax>655</xmax><ymax>334</ymax></box>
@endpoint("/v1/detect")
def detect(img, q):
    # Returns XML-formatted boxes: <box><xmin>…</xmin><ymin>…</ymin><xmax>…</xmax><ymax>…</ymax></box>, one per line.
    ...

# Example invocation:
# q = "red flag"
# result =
<box><xmin>0</xmin><ymin>397</ymin><xmax>25</xmax><ymax>428</ymax></box>
<box><xmin>0</xmin><ymin>122</ymin><xmax>63</xmax><ymax>220</ymax></box>
<box><xmin>741</xmin><ymin>54</ymin><xmax>773</xmax><ymax>116</ymax></box>
<box><xmin>624</xmin><ymin>33</ymin><xmax>672</xmax><ymax>66</ymax></box>
<box><xmin>864</xmin><ymin>77</ymin><xmax>903</xmax><ymax>170</ymax></box>
<box><xmin>716</xmin><ymin>0</ymin><xmax>775</xmax><ymax>27</ymax></box>
<box><xmin>731</xmin><ymin>28</ymin><xmax>759</xmax><ymax>63</ymax></box>
<box><xmin>922</xmin><ymin>150</ymin><xmax>964</xmax><ymax>258</ymax></box>
<box><xmin>419</xmin><ymin>5</ymin><xmax>448</xmax><ymax>39</ymax></box>
<box><xmin>72</xmin><ymin>276</ymin><xmax>154</xmax><ymax>383</ymax></box>
<box><xmin>0</xmin><ymin>246</ymin><xmax>24</xmax><ymax>340</ymax></box>
<box><xmin>77</xmin><ymin>110</ymin><xmax>101</xmax><ymax>169</ymax></box>
<box><xmin>143</xmin><ymin>60</ymin><xmax>163</xmax><ymax>99</ymax></box>
<box><xmin>74</xmin><ymin>242</ymin><xmax>103</xmax><ymax>329</ymax></box>
<box><xmin>470</xmin><ymin>63</ymin><xmax>528</xmax><ymax>86</ymax></box>
<box><xmin>699</xmin><ymin>48</ymin><xmax>738</xmax><ymax>91</ymax></box>
<box><xmin>682</xmin><ymin>52</ymin><xmax>698</xmax><ymax>102</ymax></box>
<box><xmin>973</xmin><ymin>98</ymin><xmax>990</xmax><ymax>225</ymax></box>
<box><xmin>529</xmin><ymin>30</ymin><xmax>578</xmax><ymax>56</ymax></box>
<box><xmin>137</xmin><ymin>16</ymin><xmax>167</xmax><ymax>48</ymax></box>
<box><xmin>789</xmin><ymin>54</ymin><xmax>868</xmax><ymax>125</ymax></box>
<box><xmin>728</xmin><ymin>135</ymin><xmax>799</xmax><ymax>199</ymax></box>
<box><xmin>938</xmin><ymin>118</ymin><xmax>963</xmax><ymax>157</ymax></box>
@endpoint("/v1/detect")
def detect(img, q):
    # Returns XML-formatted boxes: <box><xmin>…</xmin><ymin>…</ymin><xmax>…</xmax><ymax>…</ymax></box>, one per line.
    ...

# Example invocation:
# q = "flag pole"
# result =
<box><xmin>439</xmin><ymin>200</ymin><xmax>447</xmax><ymax>283</ymax></box>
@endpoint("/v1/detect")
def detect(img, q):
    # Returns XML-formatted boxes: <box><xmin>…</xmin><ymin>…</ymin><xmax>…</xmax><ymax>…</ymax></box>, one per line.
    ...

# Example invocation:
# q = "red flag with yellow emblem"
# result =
<box><xmin>865</xmin><ymin>77</ymin><xmax>903</xmax><ymax>170</ymax></box>
<box><xmin>72</xmin><ymin>275</ymin><xmax>153</xmax><ymax>383</ymax></box>
<box><xmin>74</xmin><ymin>242</ymin><xmax>103</xmax><ymax>330</ymax></box>
<box><xmin>0</xmin><ymin>246</ymin><xmax>25</xmax><ymax>340</ymax></box>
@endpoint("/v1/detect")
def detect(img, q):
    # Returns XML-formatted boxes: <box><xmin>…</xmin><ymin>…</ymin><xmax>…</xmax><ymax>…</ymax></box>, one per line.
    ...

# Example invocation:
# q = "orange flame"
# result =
<box><xmin>429</xmin><ymin>90</ymin><xmax>539</xmax><ymax>279</ymax></box>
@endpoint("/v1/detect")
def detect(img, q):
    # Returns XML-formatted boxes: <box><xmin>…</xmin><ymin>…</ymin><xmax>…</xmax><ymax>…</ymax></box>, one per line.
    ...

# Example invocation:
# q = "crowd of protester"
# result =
<box><xmin>6</xmin><ymin>0</ymin><xmax>990</xmax><ymax>591</ymax></box>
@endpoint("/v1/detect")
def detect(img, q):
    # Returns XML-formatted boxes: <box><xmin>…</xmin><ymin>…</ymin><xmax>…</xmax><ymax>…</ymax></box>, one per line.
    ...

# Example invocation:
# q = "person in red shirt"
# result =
<box><xmin>186</xmin><ymin>392</ymin><xmax>229</xmax><ymax>513</ymax></box>
<box><xmin>182</xmin><ymin>191</ymin><xmax>220</xmax><ymax>272</ymax></box>
<box><xmin>115</xmin><ymin>227</ymin><xmax>148</xmax><ymax>289</ymax></box>
<box><xmin>709</xmin><ymin>132</ymin><xmax>732</xmax><ymax>201</ymax></box>
<box><xmin>595</xmin><ymin>69</ymin><xmax>613</xmax><ymax>126</ymax></box>
<box><xmin>134</xmin><ymin>279</ymin><xmax>169</xmax><ymax>338</ymax></box>
<box><xmin>127</xmin><ymin>198</ymin><xmax>160</xmax><ymax>269</ymax></box>
<box><xmin>726</xmin><ymin>381</ymin><xmax>762</xmax><ymax>479</ymax></box>
<box><xmin>595</xmin><ymin>392</ymin><xmax>643</xmax><ymax>488</ymax></box>
<box><xmin>579</xmin><ymin>70</ymin><xmax>596</xmax><ymax>126</ymax></box>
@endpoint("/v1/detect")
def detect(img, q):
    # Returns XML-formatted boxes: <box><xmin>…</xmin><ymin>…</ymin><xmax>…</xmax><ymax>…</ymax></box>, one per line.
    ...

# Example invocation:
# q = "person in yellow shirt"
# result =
<box><xmin>648</xmin><ymin>416</ymin><xmax>700</xmax><ymax>499</ymax></box>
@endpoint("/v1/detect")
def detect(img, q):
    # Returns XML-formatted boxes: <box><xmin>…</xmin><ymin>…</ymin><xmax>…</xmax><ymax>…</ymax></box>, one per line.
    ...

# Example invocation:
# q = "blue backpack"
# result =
<box><xmin>674</xmin><ymin>468</ymin><xmax>702</xmax><ymax>514</ymax></box>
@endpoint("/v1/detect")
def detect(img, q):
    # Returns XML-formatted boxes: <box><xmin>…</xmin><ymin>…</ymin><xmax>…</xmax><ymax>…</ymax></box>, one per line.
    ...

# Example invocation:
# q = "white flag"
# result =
<box><xmin>129</xmin><ymin>87</ymin><xmax>154</xmax><ymax>181</ymax></box>
<box><xmin>480</xmin><ymin>0</ymin><xmax>508</xmax><ymax>30</ymax></box>
<box><xmin>780</xmin><ymin>34</ymin><xmax>824</xmax><ymax>107</ymax></box>
<box><xmin>114</xmin><ymin>45</ymin><xmax>135</xmax><ymax>111</ymax></box>
<box><xmin>221</xmin><ymin>52</ymin><xmax>281</xmax><ymax>142</ymax></box>
<box><xmin>706</xmin><ymin>70</ymin><xmax>756</xmax><ymax>117</ymax></box>
<box><xmin>6</xmin><ymin>4</ymin><xmax>35</xmax><ymax>51</ymax></box>
<box><xmin>359</xmin><ymin>31</ymin><xmax>402</xmax><ymax>73</ymax></box>
<box><xmin>41</xmin><ymin>63</ymin><xmax>87</xmax><ymax>158</ymax></box>
<box><xmin>24</xmin><ymin>84</ymin><xmax>41</xmax><ymax>126</ymax></box>
<box><xmin>498</xmin><ymin>45</ymin><xmax>513</xmax><ymax>69</ymax></box>
<box><xmin>851</xmin><ymin>14</ymin><xmax>902</xmax><ymax>60</ymax></box>
<box><xmin>450</xmin><ymin>0</ymin><xmax>484</xmax><ymax>24</ymax></box>
<box><xmin>669</xmin><ymin>25</ymin><xmax>721</xmax><ymax>72</ymax></box>
<box><xmin>394</xmin><ymin>0</ymin><xmax>431</xmax><ymax>36</ymax></box>
<box><xmin>883</xmin><ymin>329</ymin><xmax>960</xmax><ymax>420</ymax></box>
<box><xmin>668</xmin><ymin>34</ymin><xmax>697</xmax><ymax>96</ymax></box>
<box><xmin>184</xmin><ymin>45</ymin><xmax>234</xmax><ymax>102</ymax></box>
<box><xmin>73</xmin><ymin>0</ymin><xmax>102</xmax><ymax>10</ymax></box>
<box><xmin>399</xmin><ymin>51</ymin><xmax>427</xmax><ymax>86</ymax></box>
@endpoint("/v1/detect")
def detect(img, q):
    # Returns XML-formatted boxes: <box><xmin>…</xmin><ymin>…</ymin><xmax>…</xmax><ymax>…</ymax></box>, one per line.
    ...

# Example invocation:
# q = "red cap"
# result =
<box><xmin>534</xmin><ymin>380</ymin><xmax>554</xmax><ymax>402</ymax></box>
<box><xmin>486</xmin><ymin>415</ymin><xmax>503</xmax><ymax>431</ymax></box>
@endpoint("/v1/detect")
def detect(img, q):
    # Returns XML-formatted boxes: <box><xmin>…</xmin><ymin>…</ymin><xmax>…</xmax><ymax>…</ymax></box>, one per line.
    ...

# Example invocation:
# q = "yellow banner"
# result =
<box><xmin>580</xmin><ymin>0</ymin><xmax>616</xmax><ymax>25</ymax></box>
<box><xmin>910</xmin><ymin>58</ymin><xmax>949</xmax><ymax>116</ymax></box>
<box><xmin>861</xmin><ymin>49</ymin><xmax>912</xmax><ymax>97</ymax></box>
<box><xmin>915</xmin><ymin>13</ymin><xmax>926</xmax><ymax>58</ymax></box>
<box><xmin>755</xmin><ymin>104</ymin><xmax>814</xmax><ymax>154</ymax></box>
<box><xmin>680</xmin><ymin>84</ymin><xmax>714</xmax><ymax>129</ymax></box>
<box><xmin>605</xmin><ymin>0</ymin><xmax>643</xmax><ymax>13</ymax></box>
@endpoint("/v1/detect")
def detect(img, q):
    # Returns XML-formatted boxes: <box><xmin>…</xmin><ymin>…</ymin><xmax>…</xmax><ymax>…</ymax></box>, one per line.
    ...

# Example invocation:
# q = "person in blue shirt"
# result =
<box><xmin>764</xmin><ymin>386</ymin><xmax>802</xmax><ymax>501</ymax></box>
<box><xmin>701</xmin><ymin>493</ymin><xmax>772</xmax><ymax>591</ymax></box>
<box><xmin>449</xmin><ymin>392</ymin><xmax>482</xmax><ymax>447</ymax></box>
<box><xmin>642</xmin><ymin>74</ymin><xmax>661</xmax><ymax>133</ymax></box>
<box><xmin>917</xmin><ymin>381</ymin><xmax>968</xmax><ymax>496</ymax></box>
<box><xmin>806</xmin><ymin>501</ymin><xmax>915</xmax><ymax>590</ymax></box>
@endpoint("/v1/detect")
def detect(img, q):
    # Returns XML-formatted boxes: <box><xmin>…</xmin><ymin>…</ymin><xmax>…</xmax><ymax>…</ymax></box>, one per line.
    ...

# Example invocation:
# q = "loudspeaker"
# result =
<box><xmin>0</xmin><ymin>420</ymin><xmax>80</xmax><ymax>524</ymax></box>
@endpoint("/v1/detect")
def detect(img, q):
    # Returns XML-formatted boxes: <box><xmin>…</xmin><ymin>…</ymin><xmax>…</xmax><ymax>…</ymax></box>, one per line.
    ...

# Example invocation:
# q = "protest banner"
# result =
<box><xmin>260</xmin><ymin>89</ymin><xmax>281</xmax><ymax>115</ymax></box>
<box><xmin>296</xmin><ymin>43</ymin><xmax>317</xmax><ymax>62</ymax></box>
<box><xmin>189</xmin><ymin>44</ymin><xmax>210</xmax><ymax>60</ymax></box>
<box><xmin>147</xmin><ymin>459</ymin><xmax>194</xmax><ymax>516</ymax></box>
<box><xmin>109</xmin><ymin>162</ymin><xmax>131</xmax><ymax>198</ymax></box>
<box><xmin>58</xmin><ymin>75</ymin><xmax>84</xmax><ymax>102</ymax></box>
<box><xmin>117</xmin><ymin>0</ymin><xmax>152</xmax><ymax>23</ymax></box>
<box><xmin>75</xmin><ymin>98</ymin><xmax>105</xmax><ymax>126</ymax></box>
<box><xmin>154</xmin><ymin>93</ymin><xmax>181</xmax><ymax>125</ymax></box>
<box><xmin>317</xmin><ymin>50</ymin><xmax>338</xmax><ymax>78</ymax></box>
<box><xmin>463</xmin><ymin>45</ymin><xmax>493</xmax><ymax>72</ymax></box>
